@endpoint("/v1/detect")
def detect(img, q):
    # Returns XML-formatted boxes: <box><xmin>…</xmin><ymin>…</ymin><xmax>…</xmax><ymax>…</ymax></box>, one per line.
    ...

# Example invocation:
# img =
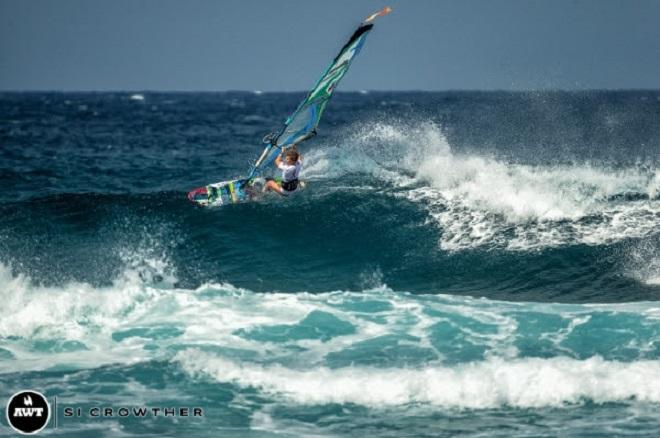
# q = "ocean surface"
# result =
<box><xmin>1</xmin><ymin>91</ymin><xmax>659</xmax><ymax>436</ymax></box>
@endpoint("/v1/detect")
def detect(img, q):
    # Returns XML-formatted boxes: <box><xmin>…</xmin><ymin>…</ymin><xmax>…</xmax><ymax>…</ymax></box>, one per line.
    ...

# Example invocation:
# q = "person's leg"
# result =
<box><xmin>264</xmin><ymin>179</ymin><xmax>284</xmax><ymax>195</ymax></box>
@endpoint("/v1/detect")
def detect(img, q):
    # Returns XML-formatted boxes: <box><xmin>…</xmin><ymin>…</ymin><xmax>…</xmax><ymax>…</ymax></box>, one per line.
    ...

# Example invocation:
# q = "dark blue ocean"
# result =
<box><xmin>1</xmin><ymin>91</ymin><xmax>659</xmax><ymax>436</ymax></box>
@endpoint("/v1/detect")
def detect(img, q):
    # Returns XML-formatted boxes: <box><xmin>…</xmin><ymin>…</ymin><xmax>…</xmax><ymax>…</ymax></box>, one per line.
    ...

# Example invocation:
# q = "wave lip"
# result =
<box><xmin>336</xmin><ymin>120</ymin><xmax>660</xmax><ymax>251</ymax></box>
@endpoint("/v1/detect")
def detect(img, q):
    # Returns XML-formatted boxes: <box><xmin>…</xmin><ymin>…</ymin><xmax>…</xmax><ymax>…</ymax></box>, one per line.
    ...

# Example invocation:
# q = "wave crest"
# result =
<box><xmin>311</xmin><ymin>119</ymin><xmax>660</xmax><ymax>250</ymax></box>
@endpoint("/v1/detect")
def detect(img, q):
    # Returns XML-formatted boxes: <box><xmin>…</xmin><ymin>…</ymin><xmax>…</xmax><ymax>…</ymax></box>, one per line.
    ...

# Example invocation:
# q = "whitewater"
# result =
<box><xmin>1</xmin><ymin>91</ymin><xmax>659</xmax><ymax>436</ymax></box>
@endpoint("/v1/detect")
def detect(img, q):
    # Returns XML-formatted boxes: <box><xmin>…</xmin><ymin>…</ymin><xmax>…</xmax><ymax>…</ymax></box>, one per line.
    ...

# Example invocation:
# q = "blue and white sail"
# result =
<box><xmin>248</xmin><ymin>7</ymin><xmax>392</xmax><ymax>178</ymax></box>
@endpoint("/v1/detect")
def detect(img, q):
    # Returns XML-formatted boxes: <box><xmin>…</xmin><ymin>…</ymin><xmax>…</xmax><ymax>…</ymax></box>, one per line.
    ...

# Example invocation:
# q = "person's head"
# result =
<box><xmin>285</xmin><ymin>148</ymin><xmax>299</xmax><ymax>164</ymax></box>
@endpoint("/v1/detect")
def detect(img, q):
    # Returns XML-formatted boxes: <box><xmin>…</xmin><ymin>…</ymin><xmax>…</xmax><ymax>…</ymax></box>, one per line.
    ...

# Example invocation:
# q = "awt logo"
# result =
<box><xmin>5</xmin><ymin>391</ymin><xmax>50</xmax><ymax>434</ymax></box>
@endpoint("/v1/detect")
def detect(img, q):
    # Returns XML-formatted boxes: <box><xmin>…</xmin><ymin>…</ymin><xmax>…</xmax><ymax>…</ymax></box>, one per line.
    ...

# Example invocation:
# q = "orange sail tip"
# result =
<box><xmin>364</xmin><ymin>6</ymin><xmax>392</xmax><ymax>23</ymax></box>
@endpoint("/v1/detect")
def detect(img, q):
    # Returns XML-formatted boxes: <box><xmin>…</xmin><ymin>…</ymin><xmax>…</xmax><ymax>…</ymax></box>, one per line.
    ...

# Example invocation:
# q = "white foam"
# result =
<box><xmin>2</xmin><ymin>261</ymin><xmax>657</xmax><ymax>386</ymax></box>
<box><xmin>177</xmin><ymin>351</ymin><xmax>660</xmax><ymax>408</ymax></box>
<box><xmin>0</xmin><ymin>261</ymin><xmax>170</xmax><ymax>372</ymax></box>
<box><xmin>328</xmin><ymin>120</ymin><xmax>660</xmax><ymax>250</ymax></box>
<box><xmin>622</xmin><ymin>239</ymin><xmax>660</xmax><ymax>286</ymax></box>
<box><xmin>0</xmin><ymin>260</ymin><xmax>380</xmax><ymax>373</ymax></box>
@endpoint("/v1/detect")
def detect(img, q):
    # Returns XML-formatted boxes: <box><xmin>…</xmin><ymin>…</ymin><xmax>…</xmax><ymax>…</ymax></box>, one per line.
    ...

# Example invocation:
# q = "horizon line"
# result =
<box><xmin>2</xmin><ymin>88</ymin><xmax>660</xmax><ymax>94</ymax></box>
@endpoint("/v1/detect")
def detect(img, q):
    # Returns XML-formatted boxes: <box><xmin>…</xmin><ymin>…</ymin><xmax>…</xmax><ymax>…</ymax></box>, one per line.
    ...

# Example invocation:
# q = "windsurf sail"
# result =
<box><xmin>248</xmin><ymin>7</ymin><xmax>392</xmax><ymax>178</ymax></box>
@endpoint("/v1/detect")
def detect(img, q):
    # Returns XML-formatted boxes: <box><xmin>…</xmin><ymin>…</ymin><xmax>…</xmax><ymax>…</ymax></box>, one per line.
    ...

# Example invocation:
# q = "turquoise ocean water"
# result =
<box><xmin>1</xmin><ymin>91</ymin><xmax>659</xmax><ymax>436</ymax></box>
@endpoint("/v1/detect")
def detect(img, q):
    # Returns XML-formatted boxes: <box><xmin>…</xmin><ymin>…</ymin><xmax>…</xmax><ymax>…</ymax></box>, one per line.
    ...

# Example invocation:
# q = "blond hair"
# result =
<box><xmin>285</xmin><ymin>147</ymin><xmax>299</xmax><ymax>162</ymax></box>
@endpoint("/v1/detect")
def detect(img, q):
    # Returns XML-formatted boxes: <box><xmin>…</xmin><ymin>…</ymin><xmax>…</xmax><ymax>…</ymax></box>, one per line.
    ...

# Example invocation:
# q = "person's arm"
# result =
<box><xmin>275</xmin><ymin>151</ymin><xmax>283</xmax><ymax>168</ymax></box>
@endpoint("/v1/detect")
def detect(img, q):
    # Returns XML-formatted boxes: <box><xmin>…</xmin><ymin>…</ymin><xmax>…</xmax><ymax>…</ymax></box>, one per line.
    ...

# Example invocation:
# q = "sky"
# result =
<box><xmin>1</xmin><ymin>0</ymin><xmax>660</xmax><ymax>91</ymax></box>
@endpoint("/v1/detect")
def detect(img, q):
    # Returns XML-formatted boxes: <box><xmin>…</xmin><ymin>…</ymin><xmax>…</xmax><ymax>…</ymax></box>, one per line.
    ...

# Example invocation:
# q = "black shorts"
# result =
<box><xmin>281</xmin><ymin>179</ymin><xmax>299</xmax><ymax>192</ymax></box>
